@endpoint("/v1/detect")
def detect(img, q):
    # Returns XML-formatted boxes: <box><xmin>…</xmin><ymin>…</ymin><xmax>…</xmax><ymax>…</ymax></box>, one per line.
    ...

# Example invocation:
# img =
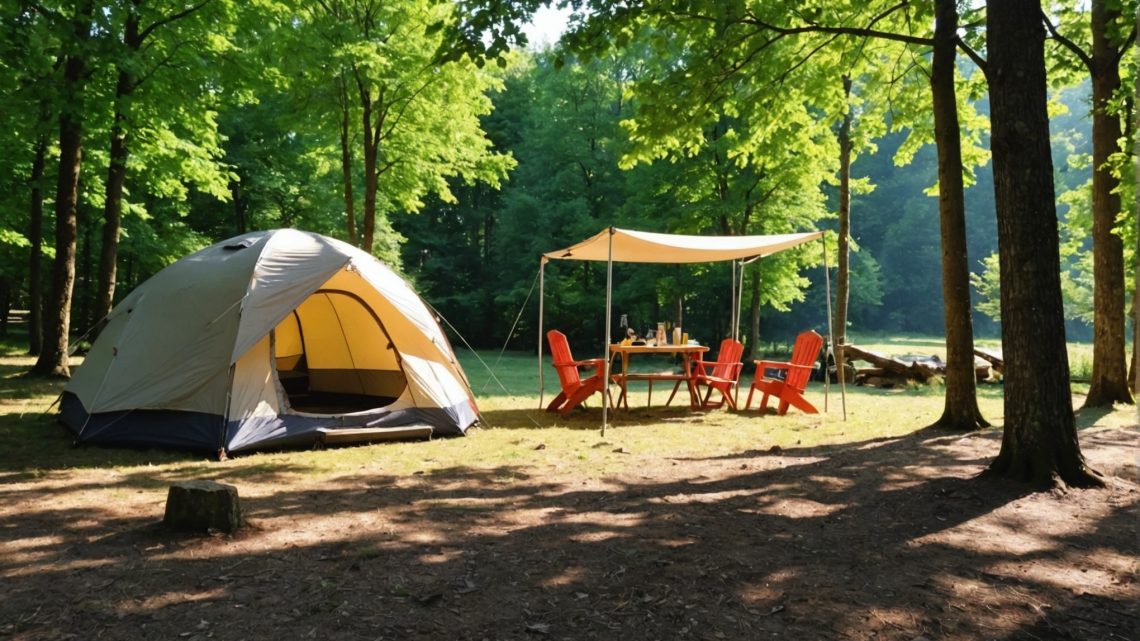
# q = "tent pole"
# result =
<box><xmin>731</xmin><ymin>260</ymin><xmax>737</xmax><ymax>341</ymax></box>
<box><xmin>822</xmin><ymin>238</ymin><xmax>832</xmax><ymax>413</ymax></box>
<box><xmin>736</xmin><ymin>260</ymin><xmax>746</xmax><ymax>343</ymax></box>
<box><xmin>538</xmin><ymin>258</ymin><xmax>546</xmax><ymax>410</ymax></box>
<box><xmin>822</xmin><ymin>235</ymin><xmax>846</xmax><ymax>420</ymax></box>
<box><xmin>602</xmin><ymin>228</ymin><xmax>614</xmax><ymax>437</ymax></box>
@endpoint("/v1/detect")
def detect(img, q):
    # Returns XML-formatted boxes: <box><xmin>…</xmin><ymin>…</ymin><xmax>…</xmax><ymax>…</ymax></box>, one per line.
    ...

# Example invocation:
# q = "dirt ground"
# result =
<box><xmin>1</xmin><ymin>424</ymin><xmax>1136</xmax><ymax>641</ymax></box>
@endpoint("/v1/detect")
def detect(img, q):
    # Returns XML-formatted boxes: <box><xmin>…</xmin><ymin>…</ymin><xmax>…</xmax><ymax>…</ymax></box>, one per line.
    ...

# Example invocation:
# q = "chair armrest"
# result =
<box><xmin>693</xmin><ymin>360</ymin><xmax>717</xmax><ymax>376</ymax></box>
<box><xmin>755</xmin><ymin>360</ymin><xmax>791</xmax><ymax>371</ymax></box>
<box><xmin>554</xmin><ymin>358</ymin><xmax>605</xmax><ymax>368</ymax></box>
<box><xmin>694</xmin><ymin>360</ymin><xmax>743</xmax><ymax>380</ymax></box>
<box><xmin>573</xmin><ymin>358</ymin><xmax>606</xmax><ymax>368</ymax></box>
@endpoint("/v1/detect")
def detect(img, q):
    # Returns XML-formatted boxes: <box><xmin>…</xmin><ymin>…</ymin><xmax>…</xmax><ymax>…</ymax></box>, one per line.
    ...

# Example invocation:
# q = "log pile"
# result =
<box><xmin>841</xmin><ymin>344</ymin><xmax>996</xmax><ymax>388</ymax></box>
<box><xmin>973</xmin><ymin>347</ymin><xmax>1004</xmax><ymax>374</ymax></box>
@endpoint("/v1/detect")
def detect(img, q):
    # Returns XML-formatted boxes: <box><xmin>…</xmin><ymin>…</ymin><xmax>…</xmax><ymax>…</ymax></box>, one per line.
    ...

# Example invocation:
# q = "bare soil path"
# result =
<box><xmin>1</xmin><ymin>425</ymin><xmax>1136</xmax><ymax>641</ymax></box>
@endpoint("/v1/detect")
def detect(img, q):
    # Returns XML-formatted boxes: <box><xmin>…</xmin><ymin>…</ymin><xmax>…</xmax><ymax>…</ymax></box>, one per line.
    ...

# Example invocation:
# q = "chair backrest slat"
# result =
<box><xmin>711</xmin><ymin>338</ymin><xmax>744</xmax><ymax>380</ymax></box>
<box><xmin>786</xmin><ymin>330</ymin><xmax>824</xmax><ymax>391</ymax></box>
<box><xmin>547</xmin><ymin>330</ymin><xmax>582</xmax><ymax>389</ymax></box>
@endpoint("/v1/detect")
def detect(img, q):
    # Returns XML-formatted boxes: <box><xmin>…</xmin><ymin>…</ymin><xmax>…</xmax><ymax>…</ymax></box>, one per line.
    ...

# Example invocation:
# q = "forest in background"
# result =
<box><xmin>0</xmin><ymin>1</ymin><xmax>1130</xmax><ymax>355</ymax></box>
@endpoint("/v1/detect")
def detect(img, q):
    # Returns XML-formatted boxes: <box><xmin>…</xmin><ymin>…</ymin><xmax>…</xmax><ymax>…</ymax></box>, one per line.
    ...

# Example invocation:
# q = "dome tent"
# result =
<box><xmin>60</xmin><ymin>229</ymin><xmax>478</xmax><ymax>455</ymax></box>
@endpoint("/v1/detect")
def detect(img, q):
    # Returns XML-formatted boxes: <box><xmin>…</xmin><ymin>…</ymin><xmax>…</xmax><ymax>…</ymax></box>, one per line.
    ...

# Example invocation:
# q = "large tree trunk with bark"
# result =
<box><xmin>983</xmin><ymin>0</ymin><xmax>1101</xmax><ymax>488</ymax></box>
<box><xmin>96</xmin><ymin>65</ymin><xmax>134</xmax><ymax>324</ymax></box>
<box><xmin>928</xmin><ymin>0</ymin><xmax>988</xmax><ymax>430</ymax></box>
<box><xmin>1082</xmin><ymin>0</ymin><xmax>1133</xmax><ymax>407</ymax></box>
<box><xmin>833</xmin><ymin>76</ymin><xmax>852</xmax><ymax>384</ymax></box>
<box><xmin>360</xmin><ymin>89</ymin><xmax>379</xmax><ymax>254</ymax></box>
<box><xmin>339</xmin><ymin>75</ymin><xmax>358</xmax><ymax>245</ymax></box>
<box><xmin>27</xmin><ymin>133</ymin><xmax>48</xmax><ymax>356</ymax></box>
<box><xmin>32</xmin><ymin>13</ymin><xmax>90</xmax><ymax>378</ymax></box>
<box><xmin>78</xmin><ymin>212</ymin><xmax>94</xmax><ymax>331</ymax></box>
<box><xmin>1134</xmin><ymin>16</ymin><xmax>1139</xmax><ymax>395</ymax></box>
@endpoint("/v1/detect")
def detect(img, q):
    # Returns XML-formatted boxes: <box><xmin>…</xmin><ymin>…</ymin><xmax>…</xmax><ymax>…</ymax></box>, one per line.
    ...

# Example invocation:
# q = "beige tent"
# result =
<box><xmin>61</xmin><ymin>229</ymin><xmax>478</xmax><ymax>455</ymax></box>
<box><xmin>539</xmin><ymin>227</ymin><xmax>837</xmax><ymax>430</ymax></box>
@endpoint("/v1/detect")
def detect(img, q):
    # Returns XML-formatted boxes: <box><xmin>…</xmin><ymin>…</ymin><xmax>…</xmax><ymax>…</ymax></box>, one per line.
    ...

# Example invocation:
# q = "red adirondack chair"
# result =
<box><xmin>746</xmin><ymin>330</ymin><xmax>824</xmax><ymax>415</ymax></box>
<box><xmin>545</xmin><ymin>330</ymin><xmax>610</xmax><ymax>416</ymax></box>
<box><xmin>691</xmin><ymin>338</ymin><xmax>745</xmax><ymax>410</ymax></box>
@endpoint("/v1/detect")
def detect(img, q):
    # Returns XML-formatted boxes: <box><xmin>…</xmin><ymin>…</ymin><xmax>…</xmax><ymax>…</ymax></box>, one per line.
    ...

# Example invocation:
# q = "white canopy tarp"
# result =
<box><xmin>538</xmin><ymin>227</ymin><xmax>841</xmax><ymax>433</ymax></box>
<box><xmin>542</xmin><ymin>228</ymin><xmax>825</xmax><ymax>264</ymax></box>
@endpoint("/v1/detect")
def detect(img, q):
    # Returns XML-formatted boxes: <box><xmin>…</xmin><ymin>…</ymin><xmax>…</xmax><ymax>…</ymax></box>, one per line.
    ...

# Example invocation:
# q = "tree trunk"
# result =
<box><xmin>340</xmin><ymin>76</ymin><xmax>358</xmax><ymax>246</ymax></box>
<box><xmin>833</xmin><ymin>76</ymin><xmax>852</xmax><ymax>384</ymax></box>
<box><xmin>27</xmin><ymin>132</ymin><xmax>48</xmax><ymax>356</ymax></box>
<box><xmin>1082</xmin><ymin>0</ymin><xmax>1133</xmax><ymax>407</ymax></box>
<box><xmin>31</xmin><ymin>2</ymin><xmax>93</xmax><ymax>378</ymax></box>
<box><xmin>96</xmin><ymin>66</ymin><xmax>134</xmax><ymax>324</ymax></box>
<box><xmin>983</xmin><ymin>0</ymin><xmax>1101</xmax><ymax>488</ymax></box>
<box><xmin>31</xmin><ymin>65</ymin><xmax>84</xmax><ymax>376</ymax></box>
<box><xmin>1134</xmin><ymin>14</ymin><xmax>1139</xmax><ymax>396</ymax></box>
<box><xmin>928</xmin><ymin>0</ymin><xmax>988</xmax><ymax>430</ymax></box>
<box><xmin>78</xmin><ymin>210</ymin><xmax>93</xmax><ymax>331</ymax></box>
<box><xmin>0</xmin><ymin>277</ymin><xmax>10</xmax><ymax>337</ymax></box>
<box><xmin>355</xmin><ymin>71</ymin><xmax>380</xmax><ymax>254</ymax></box>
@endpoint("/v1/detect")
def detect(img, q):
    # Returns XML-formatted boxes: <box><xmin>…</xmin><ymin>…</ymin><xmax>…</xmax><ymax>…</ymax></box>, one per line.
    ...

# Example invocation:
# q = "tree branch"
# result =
<box><xmin>139</xmin><ymin>0</ymin><xmax>214</xmax><ymax>43</ymax></box>
<box><xmin>955</xmin><ymin>37</ymin><xmax>987</xmax><ymax>76</ymax></box>
<box><xmin>1041</xmin><ymin>10</ymin><xmax>1093</xmax><ymax>71</ymax></box>
<box><xmin>1114</xmin><ymin>25</ymin><xmax>1136</xmax><ymax>63</ymax></box>
<box><xmin>741</xmin><ymin>14</ymin><xmax>933</xmax><ymax>47</ymax></box>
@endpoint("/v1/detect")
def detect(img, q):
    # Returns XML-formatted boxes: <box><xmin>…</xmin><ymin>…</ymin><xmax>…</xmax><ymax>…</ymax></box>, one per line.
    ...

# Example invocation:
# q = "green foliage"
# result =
<box><xmin>0</xmin><ymin>0</ymin><xmax>1119</xmax><ymax>359</ymax></box>
<box><xmin>970</xmin><ymin>253</ymin><xmax>1002</xmax><ymax>323</ymax></box>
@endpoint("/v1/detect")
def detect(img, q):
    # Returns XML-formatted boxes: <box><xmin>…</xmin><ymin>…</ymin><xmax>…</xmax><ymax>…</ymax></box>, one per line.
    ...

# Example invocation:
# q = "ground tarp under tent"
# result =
<box><xmin>60</xmin><ymin>229</ymin><xmax>478</xmax><ymax>455</ymax></box>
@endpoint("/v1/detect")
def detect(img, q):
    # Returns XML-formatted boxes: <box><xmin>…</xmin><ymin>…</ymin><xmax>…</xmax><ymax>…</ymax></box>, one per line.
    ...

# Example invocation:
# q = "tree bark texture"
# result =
<box><xmin>32</xmin><ymin>2</ymin><xmax>94</xmax><ymax>377</ymax></box>
<box><xmin>355</xmin><ymin>73</ymin><xmax>380</xmax><ymax>254</ymax></box>
<box><xmin>96</xmin><ymin>64</ymin><xmax>134</xmax><ymax>324</ymax></box>
<box><xmin>340</xmin><ymin>75</ymin><xmax>358</xmax><ymax>246</ymax></box>
<box><xmin>833</xmin><ymin>76</ymin><xmax>852</xmax><ymax>385</ymax></box>
<box><xmin>929</xmin><ymin>0</ymin><xmax>988</xmax><ymax>429</ymax></box>
<box><xmin>1134</xmin><ymin>8</ymin><xmax>1139</xmax><ymax>396</ymax></box>
<box><xmin>984</xmin><ymin>0</ymin><xmax>1101</xmax><ymax>488</ymax></box>
<box><xmin>1082</xmin><ymin>0</ymin><xmax>1133</xmax><ymax>407</ymax></box>
<box><xmin>0</xmin><ymin>277</ymin><xmax>10</xmax><ymax>337</ymax></box>
<box><xmin>79</xmin><ymin>214</ymin><xmax>93</xmax><ymax>330</ymax></box>
<box><xmin>27</xmin><ymin>134</ymin><xmax>47</xmax><ymax>356</ymax></box>
<box><xmin>97</xmin><ymin>0</ymin><xmax>139</xmax><ymax>294</ymax></box>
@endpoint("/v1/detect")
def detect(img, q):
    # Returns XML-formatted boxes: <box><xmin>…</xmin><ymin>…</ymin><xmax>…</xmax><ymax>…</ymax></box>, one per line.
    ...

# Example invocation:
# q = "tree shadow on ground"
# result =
<box><xmin>2</xmin><ymin>426</ymin><xmax>1136</xmax><ymax>641</ymax></box>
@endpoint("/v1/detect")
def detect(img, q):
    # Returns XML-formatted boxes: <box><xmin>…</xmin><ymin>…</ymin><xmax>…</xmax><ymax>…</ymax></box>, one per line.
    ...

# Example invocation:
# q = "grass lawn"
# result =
<box><xmin>0</xmin><ymin>337</ymin><xmax>1129</xmax><ymax>475</ymax></box>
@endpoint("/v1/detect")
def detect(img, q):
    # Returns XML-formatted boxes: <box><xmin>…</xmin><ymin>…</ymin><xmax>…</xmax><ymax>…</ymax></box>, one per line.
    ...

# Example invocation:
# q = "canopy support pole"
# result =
<box><xmin>602</xmin><ymin>228</ymin><xmax>614</xmax><ymax>437</ymax></box>
<box><xmin>538</xmin><ymin>258</ymin><xmax>546</xmax><ymax>410</ymax></box>
<box><xmin>822</xmin><ymin>235</ymin><xmax>846</xmax><ymax>420</ymax></box>
<box><xmin>735</xmin><ymin>260</ymin><xmax>741</xmax><ymax>342</ymax></box>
